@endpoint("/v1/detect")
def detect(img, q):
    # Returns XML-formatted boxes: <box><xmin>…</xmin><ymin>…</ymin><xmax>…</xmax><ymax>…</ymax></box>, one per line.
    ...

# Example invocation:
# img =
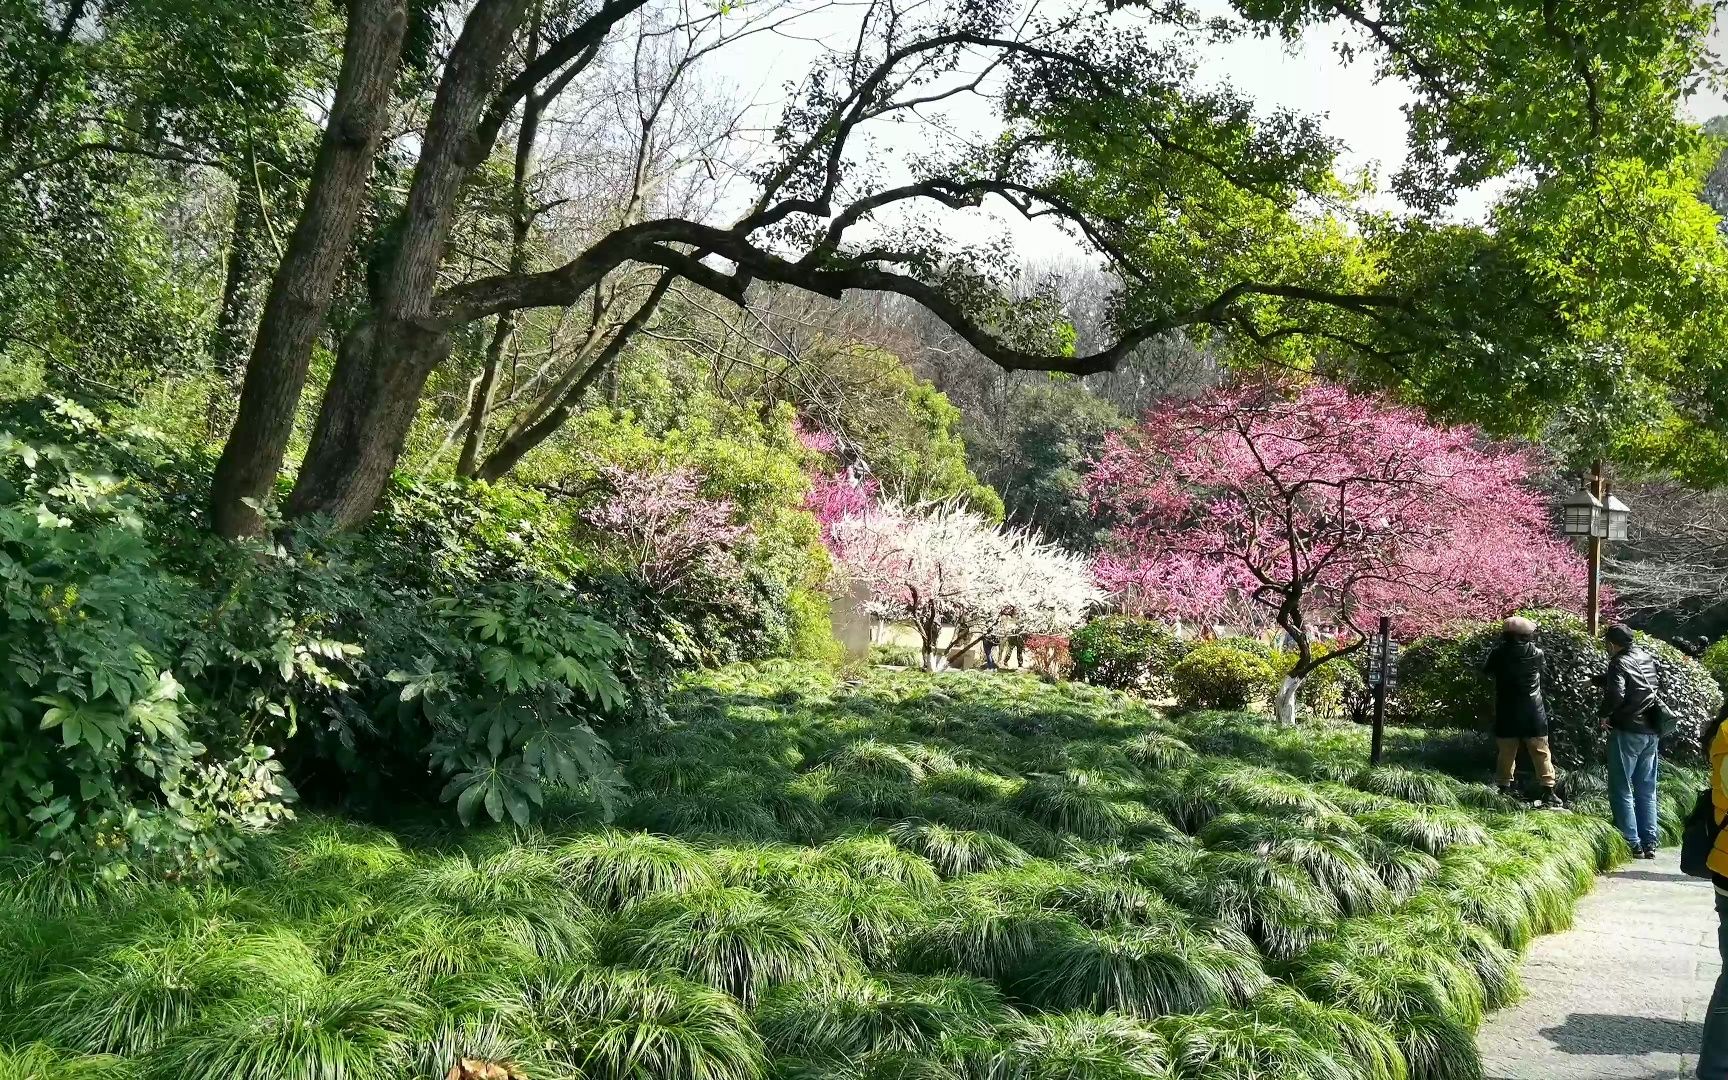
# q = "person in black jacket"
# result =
<box><xmin>1483</xmin><ymin>616</ymin><xmax>1562</xmax><ymax>808</ymax></box>
<box><xmin>1600</xmin><ymin>623</ymin><xmax>1663</xmax><ymax>859</ymax></box>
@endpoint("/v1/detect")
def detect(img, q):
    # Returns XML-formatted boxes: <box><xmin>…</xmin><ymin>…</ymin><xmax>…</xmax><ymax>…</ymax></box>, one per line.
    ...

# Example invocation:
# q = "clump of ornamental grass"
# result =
<box><xmin>598</xmin><ymin>886</ymin><xmax>845</xmax><ymax>1007</ymax></box>
<box><xmin>827</xmin><ymin>739</ymin><xmax>932</xmax><ymax>783</ymax></box>
<box><xmin>908</xmin><ymin>795</ymin><xmax>1062</xmax><ymax>856</ymax></box>
<box><xmin>407</xmin><ymin>1017</ymin><xmax>573</xmax><ymax>1080</ymax></box>
<box><xmin>889</xmin><ymin>820</ymin><xmax>1030</xmax><ymax>877</ymax></box>
<box><xmin>1124</xmin><ymin>731</ymin><xmax>1198</xmax><ymax>772</ymax></box>
<box><xmin>900</xmin><ymin>887</ymin><xmax>1082</xmax><ymax>983</ymax></box>
<box><xmin>326</xmin><ymin>903</ymin><xmax>545</xmax><ymax>989</ymax></box>
<box><xmin>830</xmin><ymin>771</ymin><xmax>923</xmax><ymax>821</ymax></box>
<box><xmin>1358</xmin><ymin>836</ymin><xmax>1443</xmax><ymax>900</ymax></box>
<box><xmin>0</xmin><ymin>1043</ymin><xmax>136</xmax><ymax>1079</ymax></box>
<box><xmin>1198</xmin><ymin>813</ymin><xmax>1390</xmax><ymax>917</ymax></box>
<box><xmin>144</xmin><ymin>975</ymin><xmax>425</xmax><ymax>1080</ymax></box>
<box><xmin>755</xmin><ymin>973</ymin><xmax>1011</xmax><ymax>1063</ymax></box>
<box><xmin>1432</xmin><ymin>848</ymin><xmax>1577</xmax><ymax>951</ymax></box>
<box><xmin>18</xmin><ymin>924</ymin><xmax>324</xmax><ymax>1056</ymax></box>
<box><xmin>1154</xmin><ymin>1007</ymin><xmax>1369</xmax><ymax>1080</ymax></box>
<box><xmin>968</xmin><ymin>1011</ymin><xmax>1173</xmax><ymax>1080</ymax></box>
<box><xmin>1011</xmin><ymin>771</ymin><xmax>1130</xmax><ymax>840</ymax></box>
<box><xmin>0</xmin><ymin>853</ymin><xmax>141</xmax><ymax>919</ymax></box>
<box><xmin>1016</xmin><ymin>920</ymin><xmax>1269</xmax><ymax>1018</ymax></box>
<box><xmin>920</xmin><ymin>766</ymin><xmax>1020</xmax><ymax>803</ymax></box>
<box><xmin>813</xmin><ymin>833</ymin><xmax>941</xmax><ymax>896</ymax></box>
<box><xmin>1352</xmin><ymin>766</ymin><xmax>1462</xmax><ymax>807</ymax></box>
<box><xmin>623</xmin><ymin>792</ymin><xmax>787</xmax><ymax>841</ymax></box>
<box><xmin>533</xmin><ymin>965</ymin><xmax>765</xmax><ymax>1080</ymax></box>
<box><xmin>792</xmin><ymin>876</ymin><xmax>926</xmax><ymax>968</ymax></box>
<box><xmin>1248</xmin><ymin>986</ymin><xmax>1407</xmax><ymax>1080</ymax></box>
<box><xmin>1356</xmin><ymin>804</ymin><xmax>1489</xmax><ymax>856</ymax></box>
<box><xmin>1131</xmin><ymin>843</ymin><xmax>1337</xmax><ymax>963</ymax></box>
<box><xmin>555</xmin><ymin>830</ymin><xmax>717</xmax><ymax>910</ymax></box>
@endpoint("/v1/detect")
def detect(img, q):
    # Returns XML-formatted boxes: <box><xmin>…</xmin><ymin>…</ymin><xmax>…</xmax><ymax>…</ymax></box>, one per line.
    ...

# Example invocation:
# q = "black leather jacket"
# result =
<box><xmin>1484</xmin><ymin>636</ymin><xmax>1547</xmax><ymax>737</ymax></box>
<box><xmin>1602</xmin><ymin>646</ymin><xmax>1661</xmax><ymax>733</ymax></box>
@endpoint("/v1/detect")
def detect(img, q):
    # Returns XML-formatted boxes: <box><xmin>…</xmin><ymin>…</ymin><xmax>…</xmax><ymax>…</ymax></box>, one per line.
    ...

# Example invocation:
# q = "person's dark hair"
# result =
<box><xmin>1605</xmin><ymin>624</ymin><xmax>1636</xmax><ymax>649</ymax></box>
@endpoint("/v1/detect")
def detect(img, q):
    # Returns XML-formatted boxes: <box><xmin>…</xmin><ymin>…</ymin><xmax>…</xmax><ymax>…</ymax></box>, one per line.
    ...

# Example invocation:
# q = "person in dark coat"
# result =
<box><xmin>1482</xmin><ymin>616</ymin><xmax>1561</xmax><ymax>807</ymax></box>
<box><xmin>1600</xmin><ymin>623</ymin><xmax>1663</xmax><ymax>858</ymax></box>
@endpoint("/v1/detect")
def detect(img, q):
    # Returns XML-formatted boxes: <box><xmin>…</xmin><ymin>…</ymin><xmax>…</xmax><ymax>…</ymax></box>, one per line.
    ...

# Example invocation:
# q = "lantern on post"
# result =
<box><xmin>1560</xmin><ymin>489</ymin><xmax>1602</xmax><ymax>539</ymax></box>
<box><xmin>1556</xmin><ymin>461</ymin><xmax>1631</xmax><ymax>636</ymax></box>
<box><xmin>1601</xmin><ymin>494</ymin><xmax>1631</xmax><ymax>541</ymax></box>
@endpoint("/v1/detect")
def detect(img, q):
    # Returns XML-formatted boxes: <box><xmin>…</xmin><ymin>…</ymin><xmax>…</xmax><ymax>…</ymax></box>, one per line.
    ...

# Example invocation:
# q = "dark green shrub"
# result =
<box><xmin>1392</xmin><ymin>610</ymin><xmax>1721</xmax><ymax>768</ymax></box>
<box><xmin>1068</xmin><ymin>616</ymin><xmax>1187</xmax><ymax>695</ymax></box>
<box><xmin>0</xmin><ymin>402</ymin><xmax>302</xmax><ymax>879</ymax></box>
<box><xmin>0</xmin><ymin>400</ymin><xmax>659</xmax><ymax>875</ymax></box>
<box><xmin>1702</xmin><ymin>637</ymin><xmax>1728</xmax><ymax>692</ymax></box>
<box><xmin>1171</xmin><ymin>644</ymin><xmax>1276</xmax><ymax>711</ymax></box>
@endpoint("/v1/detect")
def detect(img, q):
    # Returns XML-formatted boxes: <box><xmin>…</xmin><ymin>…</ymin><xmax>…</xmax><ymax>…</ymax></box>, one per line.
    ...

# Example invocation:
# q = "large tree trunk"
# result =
<box><xmin>208</xmin><ymin>0</ymin><xmax>408</xmax><ymax>537</ymax></box>
<box><xmin>455</xmin><ymin>0</ymin><xmax>544</xmax><ymax>479</ymax></box>
<box><xmin>285</xmin><ymin>319</ymin><xmax>452</xmax><ymax>523</ymax></box>
<box><xmin>1273</xmin><ymin>676</ymin><xmax>1302</xmax><ymax>726</ymax></box>
<box><xmin>288</xmin><ymin>0</ymin><xmax>531</xmax><ymax>525</ymax></box>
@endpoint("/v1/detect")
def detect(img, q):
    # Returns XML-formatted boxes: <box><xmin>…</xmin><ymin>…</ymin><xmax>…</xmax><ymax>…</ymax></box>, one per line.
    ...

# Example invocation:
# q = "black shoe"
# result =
<box><xmin>1536</xmin><ymin>787</ymin><xmax>1565</xmax><ymax>810</ymax></box>
<box><xmin>1641</xmin><ymin>846</ymin><xmax>1658</xmax><ymax>860</ymax></box>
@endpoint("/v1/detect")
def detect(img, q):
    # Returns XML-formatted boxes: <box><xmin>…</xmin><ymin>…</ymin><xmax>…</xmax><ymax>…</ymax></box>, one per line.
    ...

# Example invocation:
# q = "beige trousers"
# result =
<box><xmin>1495</xmin><ymin>736</ymin><xmax>1556</xmax><ymax>787</ymax></box>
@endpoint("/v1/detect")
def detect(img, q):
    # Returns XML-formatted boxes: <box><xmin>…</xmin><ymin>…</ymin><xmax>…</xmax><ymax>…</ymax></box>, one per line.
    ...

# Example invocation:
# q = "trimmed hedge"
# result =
<box><xmin>1392</xmin><ymin>610</ymin><xmax>1721</xmax><ymax>768</ymax></box>
<box><xmin>1172</xmin><ymin>643</ymin><xmax>1276</xmax><ymax>710</ymax></box>
<box><xmin>1068</xmin><ymin>616</ymin><xmax>1188</xmax><ymax>695</ymax></box>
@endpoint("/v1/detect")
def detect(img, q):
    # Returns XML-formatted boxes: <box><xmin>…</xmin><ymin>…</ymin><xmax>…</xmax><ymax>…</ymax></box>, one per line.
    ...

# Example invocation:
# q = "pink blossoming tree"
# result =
<box><xmin>1087</xmin><ymin>380</ymin><xmax>1586</xmax><ymax>724</ymax></box>
<box><xmin>582</xmin><ymin>464</ymin><xmax>747</xmax><ymax>593</ymax></box>
<box><xmin>830</xmin><ymin>501</ymin><xmax>1101</xmax><ymax>671</ymax></box>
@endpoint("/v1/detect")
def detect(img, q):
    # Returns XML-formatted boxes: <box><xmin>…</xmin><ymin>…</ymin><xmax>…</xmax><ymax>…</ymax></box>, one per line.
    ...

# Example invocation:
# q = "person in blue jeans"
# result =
<box><xmin>1599</xmin><ymin>623</ymin><xmax>1663</xmax><ymax>859</ymax></box>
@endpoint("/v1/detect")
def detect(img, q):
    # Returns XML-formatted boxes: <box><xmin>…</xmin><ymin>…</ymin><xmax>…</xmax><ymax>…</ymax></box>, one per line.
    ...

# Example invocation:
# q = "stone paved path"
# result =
<box><xmin>1477</xmin><ymin>848</ymin><xmax>1721</xmax><ymax>1080</ymax></box>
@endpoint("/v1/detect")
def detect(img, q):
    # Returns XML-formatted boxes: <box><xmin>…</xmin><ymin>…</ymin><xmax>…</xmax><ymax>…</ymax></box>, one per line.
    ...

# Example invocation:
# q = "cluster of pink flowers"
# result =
<box><xmin>796</xmin><ymin>418</ymin><xmax>879</xmax><ymax>549</ymax></box>
<box><xmin>1085</xmin><ymin>379</ymin><xmax>1588</xmax><ymax>640</ymax></box>
<box><xmin>581</xmin><ymin>463</ymin><xmax>747</xmax><ymax>592</ymax></box>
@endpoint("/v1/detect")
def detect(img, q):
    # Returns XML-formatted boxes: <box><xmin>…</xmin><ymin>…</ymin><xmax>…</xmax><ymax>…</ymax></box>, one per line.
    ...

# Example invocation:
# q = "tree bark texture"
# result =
<box><xmin>456</xmin><ymin>311</ymin><xmax>514</xmax><ymax>477</ymax></box>
<box><xmin>288</xmin><ymin>0</ymin><xmax>531</xmax><ymax>524</ymax></box>
<box><xmin>456</xmin><ymin>0</ymin><xmax>544</xmax><ymax>479</ymax></box>
<box><xmin>208</xmin><ymin>0</ymin><xmax>408</xmax><ymax>537</ymax></box>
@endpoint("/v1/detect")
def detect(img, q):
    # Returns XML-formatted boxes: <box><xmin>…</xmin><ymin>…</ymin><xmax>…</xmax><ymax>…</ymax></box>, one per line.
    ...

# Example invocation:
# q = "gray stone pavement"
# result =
<box><xmin>1477</xmin><ymin>848</ymin><xmax>1722</xmax><ymax>1080</ymax></box>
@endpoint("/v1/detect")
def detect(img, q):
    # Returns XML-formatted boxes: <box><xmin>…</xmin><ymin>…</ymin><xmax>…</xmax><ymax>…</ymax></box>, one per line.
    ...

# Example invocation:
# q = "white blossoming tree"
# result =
<box><xmin>829</xmin><ymin>502</ymin><xmax>1101</xmax><ymax>671</ymax></box>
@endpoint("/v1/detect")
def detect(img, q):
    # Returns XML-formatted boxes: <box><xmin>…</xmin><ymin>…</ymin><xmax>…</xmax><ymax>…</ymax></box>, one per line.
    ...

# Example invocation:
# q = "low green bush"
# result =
<box><xmin>1067</xmin><ymin>616</ymin><xmax>1188</xmax><ymax>695</ymax></box>
<box><xmin>1704</xmin><ymin>637</ymin><xmax>1728</xmax><ymax>692</ymax></box>
<box><xmin>1392</xmin><ymin>610</ymin><xmax>1721</xmax><ymax>768</ymax></box>
<box><xmin>1171</xmin><ymin>644</ymin><xmax>1277</xmax><ymax>711</ymax></box>
<box><xmin>0</xmin><ymin>400</ymin><xmax>711</xmax><ymax>876</ymax></box>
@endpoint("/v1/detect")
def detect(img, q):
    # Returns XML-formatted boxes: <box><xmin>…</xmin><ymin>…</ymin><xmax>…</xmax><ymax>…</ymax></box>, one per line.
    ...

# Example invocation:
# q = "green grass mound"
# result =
<box><xmin>0</xmin><ymin>663</ymin><xmax>1644</xmax><ymax>1080</ymax></box>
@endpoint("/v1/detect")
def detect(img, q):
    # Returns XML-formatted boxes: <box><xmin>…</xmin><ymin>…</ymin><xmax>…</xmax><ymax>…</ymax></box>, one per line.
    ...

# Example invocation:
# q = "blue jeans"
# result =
<box><xmin>1699</xmin><ymin>891</ymin><xmax>1728</xmax><ymax>1078</ymax></box>
<box><xmin>1607</xmin><ymin>729</ymin><xmax>1661</xmax><ymax>850</ymax></box>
